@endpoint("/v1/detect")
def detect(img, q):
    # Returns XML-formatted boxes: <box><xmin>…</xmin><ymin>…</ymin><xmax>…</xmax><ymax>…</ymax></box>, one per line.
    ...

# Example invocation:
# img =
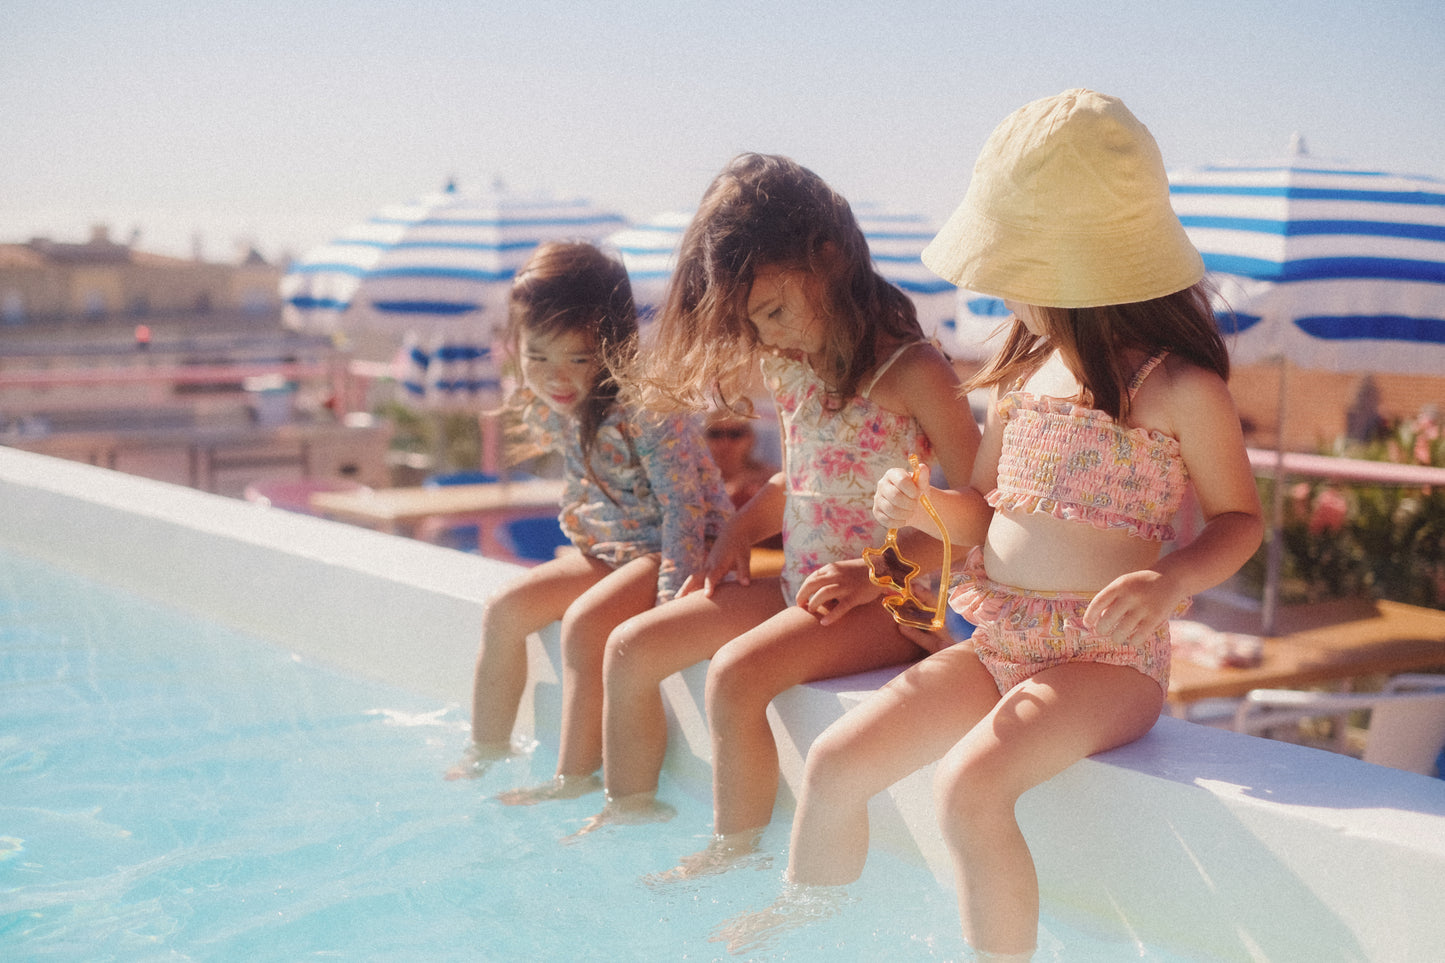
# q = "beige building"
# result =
<box><xmin>0</xmin><ymin>225</ymin><xmax>282</xmax><ymax>327</ymax></box>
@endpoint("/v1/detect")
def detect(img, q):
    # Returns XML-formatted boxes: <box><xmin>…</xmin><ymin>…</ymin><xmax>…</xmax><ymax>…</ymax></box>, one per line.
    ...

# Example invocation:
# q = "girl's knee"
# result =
<box><xmin>559</xmin><ymin>609</ymin><xmax>607</xmax><ymax>668</ymax></box>
<box><xmin>704</xmin><ymin>646</ymin><xmax>775</xmax><ymax>720</ymax></box>
<box><xmin>480</xmin><ymin>594</ymin><xmax>534</xmax><ymax>647</ymax></box>
<box><xmin>559</xmin><ymin>629</ymin><xmax>604</xmax><ymax>677</ymax></box>
<box><xmin>799</xmin><ymin>724</ymin><xmax>864</xmax><ymax>799</ymax></box>
<box><xmin>932</xmin><ymin>752</ymin><xmax>1013</xmax><ymax>828</ymax></box>
<box><xmin>602</xmin><ymin>618</ymin><xmax>661</xmax><ymax>690</ymax></box>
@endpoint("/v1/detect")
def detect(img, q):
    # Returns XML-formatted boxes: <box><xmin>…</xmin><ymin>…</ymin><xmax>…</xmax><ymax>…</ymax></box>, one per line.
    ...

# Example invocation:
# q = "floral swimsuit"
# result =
<box><xmin>762</xmin><ymin>343</ymin><xmax>932</xmax><ymax>601</ymax></box>
<box><xmin>950</xmin><ymin>352</ymin><xmax>1191</xmax><ymax>694</ymax></box>
<box><xmin>518</xmin><ymin>391</ymin><xmax>733</xmax><ymax>603</ymax></box>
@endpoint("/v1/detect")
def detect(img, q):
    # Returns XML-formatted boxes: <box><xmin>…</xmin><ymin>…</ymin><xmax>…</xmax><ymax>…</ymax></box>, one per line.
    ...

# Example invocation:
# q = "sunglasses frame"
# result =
<box><xmin>862</xmin><ymin>454</ymin><xmax>953</xmax><ymax>631</ymax></box>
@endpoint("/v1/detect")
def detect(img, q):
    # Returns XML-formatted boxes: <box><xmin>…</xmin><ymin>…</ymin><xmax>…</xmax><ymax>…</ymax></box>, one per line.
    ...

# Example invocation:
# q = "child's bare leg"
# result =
<box><xmin>563</xmin><ymin>788</ymin><xmax>677</xmax><ymax>843</ymax></box>
<box><xmin>446</xmin><ymin>554</ymin><xmax>610</xmax><ymax>780</ymax></box>
<box><xmin>936</xmin><ymin>662</ymin><xmax>1163</xmax><ymax>958</ymax></box>
<box><xmin>707</xmin><ymin>602</ymin><xmax>923</xmax><ymax>838</ymax></box>
<box><xmin>708</xmin><ymin>648</ymin><xmax>994</xmax><ymax>951</ymax></box>
<box><xmin>708</xmin><ymin>879</ymin><xmax>853</xmax><ymax>954</ymax></box>
<box><xmin>498</xmin><ymin>555</ymin><xmax>661</xmax><ymax>805</ymax></box>
<box><xmin>654</xmin><ymin>603</ymin><xmax>924</xmax><ymax>883</ymax></box>
<box><xmin>586</xmin><ymin>581</ymin><xmax>784</xmax><ymax>821</ymax></box>
<box><xmin>556</xmin><ymin>555</ymin><xmax>662</xmax><ymax>778</ymax></box>
<box><xmin>788</xmin><ymin>644</ymin><xmax>998</xmax><ymax>885</ymax></box>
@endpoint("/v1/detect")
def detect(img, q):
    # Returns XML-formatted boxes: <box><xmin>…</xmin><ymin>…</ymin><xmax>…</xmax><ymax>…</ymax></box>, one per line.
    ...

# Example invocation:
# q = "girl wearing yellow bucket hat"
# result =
<box><xmin>723</xmin><ymin>90</ymin><xmax>1265</xmax><ymax>959</ymax></box>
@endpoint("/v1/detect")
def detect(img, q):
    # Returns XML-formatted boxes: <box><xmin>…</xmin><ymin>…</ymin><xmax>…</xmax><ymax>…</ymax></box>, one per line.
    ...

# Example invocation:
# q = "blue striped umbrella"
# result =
<box><xmin>1170</xmin><ymin>145</ymin><xmax>1445</xmax><ymax>631</ymax></box>
<box><xmin>852</xmin><ymin>205</ymin><xmax>958</xmax><ymax>345</ymax></box>
<box><xmin>606</xmin><ymin>205</ymin><xmax>959</xmax><ymax>346</ymax></box>
<box><xmin>1168</xmin><ymin>147</ymin><xmax>1445</xmax><ymax>375</ymax></box>
<box><xmin>950</xmin><ymin>289</ymin><xmax>1015</xmax><ymax>361</ymax></box>
<box><xmin>282</xmin><ymin>182</ymin><xmax>626</xmax><ymax>339</ymax></box>
<box><xmin>952</xmin><ymin>150</ymin><xmax>1445</xmax><ymax>370</ymax></box>
<box><xmin>281</xmin><ymin>181</ymin><xmax>625</xmax><ymax>410</ymax></box>
<box><xmin>603</xmin><ymin>210</ymin><xmax>694</xmax><ymax>322</ymax></box>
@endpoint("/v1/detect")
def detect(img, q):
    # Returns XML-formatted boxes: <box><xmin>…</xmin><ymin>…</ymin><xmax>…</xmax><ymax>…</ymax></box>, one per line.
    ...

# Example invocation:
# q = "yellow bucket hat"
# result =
<box><xmin>922</xmin><ymin>89</ymin><xmax>1204</xmax><ymax>309</ymax></box>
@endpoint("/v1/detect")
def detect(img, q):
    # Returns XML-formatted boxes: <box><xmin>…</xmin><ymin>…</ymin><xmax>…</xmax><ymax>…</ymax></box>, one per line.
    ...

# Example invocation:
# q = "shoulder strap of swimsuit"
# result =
<box><xmin>862</xmin><ymin>340</ymin><xmax>923</xmax><ymax>398</ymax></box>
<box><xmin>1127</xmin><ymin>351</ymin><xmax>1169</xmax><ymax>400</ymax></box>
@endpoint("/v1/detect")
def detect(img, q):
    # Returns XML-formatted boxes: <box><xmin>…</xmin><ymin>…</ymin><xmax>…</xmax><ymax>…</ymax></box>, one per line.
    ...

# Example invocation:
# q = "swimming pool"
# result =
<box><xmin>0</xmin><ymin>546</ymin><xmax>1200</xmax><ymax>961</ymax></box>
<box><xmin>0</xmin><ymin>549</ymin><xmax>976</xmax><ymax>960</ymax></box>
<box><xmin>2</xmin><ymin>448</ymin><xmax>1443</xmax><ymax>961</ymax></box>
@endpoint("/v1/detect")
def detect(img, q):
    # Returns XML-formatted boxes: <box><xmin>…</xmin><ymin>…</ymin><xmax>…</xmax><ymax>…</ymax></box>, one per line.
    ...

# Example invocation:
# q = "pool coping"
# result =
<box><xmin>4</xmin><ymin>447</ymin><xmax>1443</xmax><ymax>961</ymax></box>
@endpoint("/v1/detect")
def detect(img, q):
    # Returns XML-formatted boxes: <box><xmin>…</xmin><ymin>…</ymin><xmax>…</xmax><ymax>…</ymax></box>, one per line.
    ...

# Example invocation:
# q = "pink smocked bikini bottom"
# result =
<box><xmin>949</xmin><ymin>546</ymin><xmax>1183</xmax><ymax>695</ymax></box>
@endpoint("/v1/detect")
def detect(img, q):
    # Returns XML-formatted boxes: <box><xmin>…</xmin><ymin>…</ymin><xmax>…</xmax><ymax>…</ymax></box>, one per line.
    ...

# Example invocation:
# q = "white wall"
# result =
<box><xmin>3</xmin><ymin>447</ymin><xmax>1443</xmax><ymax>961</ymax></box>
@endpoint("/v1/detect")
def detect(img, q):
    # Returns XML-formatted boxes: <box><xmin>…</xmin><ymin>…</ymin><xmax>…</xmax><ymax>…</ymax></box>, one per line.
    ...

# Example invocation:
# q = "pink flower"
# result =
<box><xmin>1416</xmin><ymin>435</ymin><xmax>1434</xmax><ymax>465</ymax></box>
<box><xmin>1308</xmin><ymin>487</ymin><xmax>1349</xmax><ymax>535</ymax></box>
<box><xmin>1411</xmin><ymin>411</ymin><xmax>1440</xmax><ymax>440</ymax></box>
<box><xmin>1290</xmin><ymin>482</ymin><xmax>1313</xmax><ymax>520</ymax></box>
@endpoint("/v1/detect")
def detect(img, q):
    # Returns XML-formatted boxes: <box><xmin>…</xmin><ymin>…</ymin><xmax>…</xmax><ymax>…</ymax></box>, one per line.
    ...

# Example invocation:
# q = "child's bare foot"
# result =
<box><xmin>709</xmin><ymin>882</ymin><xmax>851</xmax><ymax>954</ymax></box>
<box><xmin>444</xmin><ymin>740</ymin><xmax>512</xmax><ymax>780</ymax></box>
<box><xmin>495</xmin><ymin>772</ymin><xmax>602</xmax><ymax>806</ymax></box>
<box><xmin>642</xmin><ymin>827</ymin><xmax>769</xmax><ymax>886</ymax></box>
<box><xmin>563</xmin><ymin>791</ymin><xmax>677</xmax><ymax>843</ymax></box>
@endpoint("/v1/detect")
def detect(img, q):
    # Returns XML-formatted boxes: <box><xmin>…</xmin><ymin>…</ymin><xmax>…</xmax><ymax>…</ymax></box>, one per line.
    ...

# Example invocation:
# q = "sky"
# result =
<box><xmin>5</xmin><ymin>0</ymin><xmax>1444</xmax><ymax>265</ymax></box>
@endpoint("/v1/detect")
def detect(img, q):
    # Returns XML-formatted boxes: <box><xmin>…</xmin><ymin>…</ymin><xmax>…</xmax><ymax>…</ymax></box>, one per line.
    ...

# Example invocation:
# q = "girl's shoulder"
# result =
<box><xmin>1131</xmin><ymin>352</ymin><xmax>1235</xmax><ymax>437</ymax></box>
<box><xmin>866</xmin><ymin>339</ymin><xmax>960</xmax><ymax>411</ymax></box>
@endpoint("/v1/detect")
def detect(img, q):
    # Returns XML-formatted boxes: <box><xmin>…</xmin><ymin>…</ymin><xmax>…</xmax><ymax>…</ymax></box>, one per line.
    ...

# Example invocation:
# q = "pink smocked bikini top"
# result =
<box><xmin>989</xmin><ymin>352</ymin><xmax>1188</xmax><ymax>541</ymax></box>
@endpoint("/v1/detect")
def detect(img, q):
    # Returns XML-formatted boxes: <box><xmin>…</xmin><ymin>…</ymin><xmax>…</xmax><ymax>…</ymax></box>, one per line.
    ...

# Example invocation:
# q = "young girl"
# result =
<box><xmin>445</xmin><ymin>241</ymin><xmax>732</xmax><ymax>799</ymax></box>
<box><xmin>729</xmin><ymin>90</ymin><xmax>1265</xmax><ymax>960</ymax></box>
<box><xmin>579</xmin><ymin>153</ymin><xmax>981</xmax><ymax>873</ymax></box>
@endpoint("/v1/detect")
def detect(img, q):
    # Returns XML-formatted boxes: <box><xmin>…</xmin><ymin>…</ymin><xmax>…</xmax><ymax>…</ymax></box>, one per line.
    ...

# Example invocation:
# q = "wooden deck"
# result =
<box><xmin>1168</xmin><ymin>595</ymin><xmax>1445</xmax><ymax>709</ymax></box>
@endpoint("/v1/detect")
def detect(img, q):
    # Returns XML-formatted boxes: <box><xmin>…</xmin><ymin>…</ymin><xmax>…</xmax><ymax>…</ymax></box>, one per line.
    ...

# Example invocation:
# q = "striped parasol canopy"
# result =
<box><xmin>1168</xmin><ymin>141</ymin><xmax>1445</xmax><ymax>375</ymax></box>
<box><xmin>605</xmin><ymin>205</ymin><xmax>959</xmax><ymax>346</ymax></box>
<box><xmin>1170</xmin><ymin>141</ymin><xmax>1445</xmax><ymax>632</ymax></box>
<box><xmin>281</xmin><ymin>181</ymin><xmax>625</xmax><ymax>409</ymax></box>
<box><xmin>604</xmin><ymin>210</ymin><xmax>694</xmax><ymax>321</ymax></box>
<box><xmin>282</xmin><ymin>180</ymin><xmax>626</xmax><ymax>339</ymax></box>
<box><xmin>852</xmin><ymin>204</ymin><xmax>958</xmax><ymax>346</ymax></box>
<box><xmin>949</xmin><ymin>289</ymin><xmax>1014</xmax><ymax>361</ymax></box>
<box><xmin>949</xmin><ymin>145</ymin><xmax>1445</xmax><ymax>370</ymax></box>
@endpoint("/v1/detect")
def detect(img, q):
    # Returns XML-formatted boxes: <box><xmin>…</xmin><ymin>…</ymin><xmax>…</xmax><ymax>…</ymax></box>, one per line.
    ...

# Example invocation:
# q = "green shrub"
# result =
<box><xmin>1244</xmin><ymin>407</ymin><xmax>1445</xmax><ymax>609</ymax></box>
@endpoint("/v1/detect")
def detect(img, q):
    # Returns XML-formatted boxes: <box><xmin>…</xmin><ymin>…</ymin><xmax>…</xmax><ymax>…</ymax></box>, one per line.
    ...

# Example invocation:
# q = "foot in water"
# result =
<box><xmin>563</xmin><ymin>791</ymin><xmax>677</xmax><ymax>843</ymax></box>
<box><xmin>443</xmin><ymin>740</ymin><xmax>516</xmax><ymax>781</ymax></box>
<box><xmin>642</xmin><ymin>827</ymin><xmax>770</xmax><ymax>886</ymax></box>
<box><xmin>495</xmin><ymin>772</ymin><xmax>603</xmax><ymax>806</ymax></box>
<box><xmin>709</xmin><ymin>882</ymin><xmax>852</xmax><ymax>954</ymax></box>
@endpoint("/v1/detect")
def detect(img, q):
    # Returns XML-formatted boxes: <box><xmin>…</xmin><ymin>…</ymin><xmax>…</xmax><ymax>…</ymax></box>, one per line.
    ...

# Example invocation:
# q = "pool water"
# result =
<box><xmin>0</xmin><ymin>552</ymin><xmax>1184</xmax><ymax>961</ymax></box>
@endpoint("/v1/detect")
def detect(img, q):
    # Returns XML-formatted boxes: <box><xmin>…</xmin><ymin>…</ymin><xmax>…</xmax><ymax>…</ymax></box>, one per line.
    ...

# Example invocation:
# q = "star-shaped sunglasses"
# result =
<box><xmin>862</xmin><ymin>454</ymin><xmax>953</xmax><ymax>631</ymax></box>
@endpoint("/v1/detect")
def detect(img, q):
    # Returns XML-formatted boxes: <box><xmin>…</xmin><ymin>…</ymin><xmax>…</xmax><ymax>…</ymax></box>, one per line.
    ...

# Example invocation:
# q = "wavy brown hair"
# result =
<box><xmin>631</xmin><ymin>153</ymin><xmax>924</xmax><ymax>414</ymax></box>
<box><xmin>505</xmin><ymin>241</ymin><xmax>638</xmax><ymax>494</ymax></box>
<box><xmin>965</xmin><ymin>282</ymin><xmax>1229</xmax><ymax>421</ymax></box>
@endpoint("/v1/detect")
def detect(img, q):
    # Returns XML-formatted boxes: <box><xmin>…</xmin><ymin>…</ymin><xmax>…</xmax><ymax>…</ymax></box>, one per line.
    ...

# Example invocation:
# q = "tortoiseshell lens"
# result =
<box><xmin>861</xmin><ymin>453</ymin><xmax>952</xmax><ymax>633</ymax></box>
<box><xmin>884</xmin><ymin>595</ymin><xmax>944</xmax><ymax>631</ymax></box>
<box><xmin>864</xmin><ymin>543</ymin><xmax>914</xmax><ymax>588</ymax></box>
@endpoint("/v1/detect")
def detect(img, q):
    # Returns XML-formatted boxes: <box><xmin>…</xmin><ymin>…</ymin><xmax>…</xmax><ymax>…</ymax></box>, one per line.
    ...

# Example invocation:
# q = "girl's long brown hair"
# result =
<box><xmin>966</xmin><ymin>282</ymin><xmax>1230</xmax><ymax>421</ymax></box>
<box><xmin>505</xmin><ymin>241</ymin><xmax>638</xmax><ymax>495</ymax></box>
<box><xmin>631</xmin><ymin>152</ymin><xmax>924</xmax><ymax>415</ymax></box>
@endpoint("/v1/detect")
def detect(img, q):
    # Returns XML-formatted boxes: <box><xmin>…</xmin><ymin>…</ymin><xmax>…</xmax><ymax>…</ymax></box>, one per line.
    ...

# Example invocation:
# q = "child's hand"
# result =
<box><xmin>874</xmin><ymin>462</ymin><xmax>930</xmax><ymax>530</ymax></box>
<box><xmin>897</xmin><ymin>621</ymin><xmax>956</xmax><ymax>655</ymax></box>
<box><xmin>794</xmin><ymin>558</ymin><xmax>883</xmax><ymax>626</ymax></box>
<box><xmin>1083</xmin><ymin>569</ymin><xmax>1183</xmax><ymax>646</ymax></box>
<box><xmin>677</xmin><ymin>524</ymin><xmax>754</xmax><ymax>598</ymax></box>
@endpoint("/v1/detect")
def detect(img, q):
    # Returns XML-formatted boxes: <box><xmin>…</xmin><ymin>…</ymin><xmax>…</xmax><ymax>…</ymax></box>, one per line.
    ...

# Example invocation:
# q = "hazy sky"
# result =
<box><xmin>6</xmin><ymin>0</ymin><xmax>1443</xmax><ymax>263</ymax></box>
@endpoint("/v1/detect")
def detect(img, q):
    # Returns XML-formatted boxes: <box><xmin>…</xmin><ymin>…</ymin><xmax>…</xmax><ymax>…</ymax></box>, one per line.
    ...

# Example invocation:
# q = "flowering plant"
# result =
<box><xmin>1243</xmin><ymin>405</ymin><xmax>1445</xmax><ymax>608</ymax></box>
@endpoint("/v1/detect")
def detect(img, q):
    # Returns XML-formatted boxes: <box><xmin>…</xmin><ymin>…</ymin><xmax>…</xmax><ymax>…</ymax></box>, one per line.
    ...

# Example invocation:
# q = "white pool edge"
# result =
<box><xmin>4</xmin><ymin>448</ymin><xmax>1443</xmax><ymax>962</ymax></box>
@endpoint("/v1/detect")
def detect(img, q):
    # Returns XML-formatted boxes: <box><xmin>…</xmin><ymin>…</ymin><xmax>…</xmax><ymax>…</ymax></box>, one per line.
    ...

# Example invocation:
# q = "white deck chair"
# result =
<box><xmin>1232</xmin><ymin>674</ymin><xmax>1445</xmax><ymax>776</ymax></box>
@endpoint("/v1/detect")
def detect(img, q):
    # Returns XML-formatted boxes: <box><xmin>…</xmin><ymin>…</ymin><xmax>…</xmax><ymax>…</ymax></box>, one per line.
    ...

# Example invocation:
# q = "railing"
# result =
<box><xmin>1248</xmin><ymin>447</ymin><xmax>1445</xmax><ymax>633</ymax></box>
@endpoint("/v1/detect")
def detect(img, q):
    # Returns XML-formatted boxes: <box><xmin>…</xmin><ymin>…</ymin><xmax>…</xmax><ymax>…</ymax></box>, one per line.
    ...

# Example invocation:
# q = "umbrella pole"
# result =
<box><xmin>1261</xmin><ymin>358</ymin><xmax>1288</xmax><ymax>635</ymax></box>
